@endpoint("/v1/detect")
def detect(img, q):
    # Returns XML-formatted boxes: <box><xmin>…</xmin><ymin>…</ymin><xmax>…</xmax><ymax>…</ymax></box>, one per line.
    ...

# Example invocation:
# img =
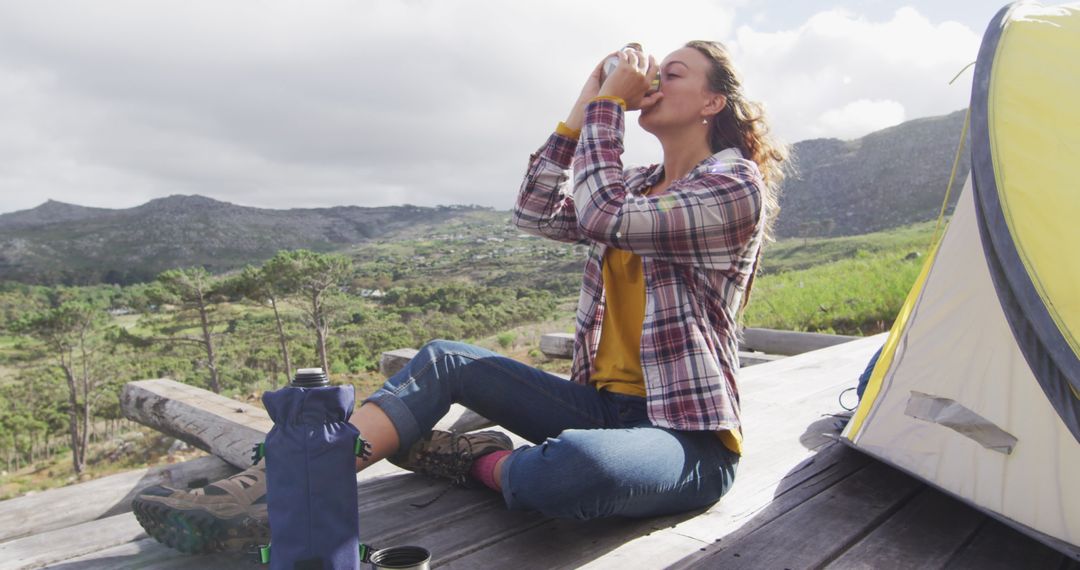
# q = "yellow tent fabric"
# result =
<box><xmin>989</xmin><ymin>4</ymin><xmax>1080</xmax><ymax>357</ymax></box>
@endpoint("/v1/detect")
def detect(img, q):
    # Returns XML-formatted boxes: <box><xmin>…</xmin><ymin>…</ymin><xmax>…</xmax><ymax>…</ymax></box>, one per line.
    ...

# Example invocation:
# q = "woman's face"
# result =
<box><xmin>638</xmin><ymin>46</ymin><xmax>724</xmax><ymax>135</ymax></box>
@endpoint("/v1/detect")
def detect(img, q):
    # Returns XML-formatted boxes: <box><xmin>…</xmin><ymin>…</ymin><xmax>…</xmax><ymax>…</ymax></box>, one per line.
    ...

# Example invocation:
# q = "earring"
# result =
<box><xmin>702</xmin><ymin>119</ymin><xmax>708</xmax><ymax>125</ymax></box>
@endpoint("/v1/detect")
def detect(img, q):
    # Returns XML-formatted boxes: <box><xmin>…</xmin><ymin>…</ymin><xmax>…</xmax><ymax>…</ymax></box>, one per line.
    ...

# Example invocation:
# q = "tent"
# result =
<box><xmin>842</xmin><ymin>1</ymin><xmax>1080</xmax><ymax>559</ymax></box>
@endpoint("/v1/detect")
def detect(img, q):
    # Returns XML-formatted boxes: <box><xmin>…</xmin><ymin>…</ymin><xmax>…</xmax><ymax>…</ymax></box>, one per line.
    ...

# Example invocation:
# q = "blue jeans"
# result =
<box><xmin>363</xmin><ymin>340</ymin><xmax>739</xmax><ymax>520</ymax></box>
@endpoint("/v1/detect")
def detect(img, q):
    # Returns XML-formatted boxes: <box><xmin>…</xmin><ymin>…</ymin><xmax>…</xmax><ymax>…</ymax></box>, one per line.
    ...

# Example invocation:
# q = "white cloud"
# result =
<box><xmin>817</xmin><ymin>99</ymin><xmax>906</xmax><ymax>139</ymax></box>
<box><xmin>0</xmin><ymin>0</ymin><xmax>740</xmax><ymax>213</ymax></box>
<box><xmin>0</xmin><ymin>2</ymin><xmax>981</xmax><ymax>214</ymax></box>
<box><xmin>728</xmin><ymin>6</ymin><xmax>980</xmax><ymax>142</ymax></box>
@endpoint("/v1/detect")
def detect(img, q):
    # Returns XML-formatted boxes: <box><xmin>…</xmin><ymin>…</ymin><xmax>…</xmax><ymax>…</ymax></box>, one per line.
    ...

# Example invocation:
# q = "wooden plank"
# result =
<box><xmin>0</xmin><ymin>512</ymin><xmax>146</xmax><ymax>570</ymax></box>
<box><xmin>945</xmin><ymin>518</ymin><xmax>1074</xmax><ymax>569</ymax></box>
<box><xmin>53</xmin><ymin>445</ymin><xmax>543</xmax><ymax>568</ymax></box>
<box><xmin>380</xmin><ymin>348</ymin><xmax>419</xmax><ymax>377</ymax></box>
<box><xmin>540</xmin><ymin>333</ymin><xmax>574</xmax><ymax>359</ymax></box>
<box><xmin>434</xmin><ymin>403</ymin><xmax>493</xmax><ymax>434</ymax></box>
<box><xmin>15</xmin><ymin>443</ymin><xmax>856</xmax><ymax>570</ymax></box>
<box><xmin>445</xmin><ymin>336</ymin><xmax>886</xmax><ymax>568</ymax></box>
<box><xmin>541</xmin><ymin>328</ymin><xmax>857</xmax><ymax>360</ymax></box>
<box><xmin>80</xmin><ymin>336</ymin><xmax>883</xmax><ymax>569</ymax></box>
<box><xmin>0</xmin><ymin>455</ymin><xmax>235</xmax><ymax>544</ymax></box>
<box><xmin>445</xmin><ymin>336</ymin><xmax>886</xmax><ymax>567</ymax></box>
<box><xmin>824</xmin><ymin>487</ymin><xmax>985</xmax><ymax>569</ymax></box>
<box><xmin>121</xmin><ymin>378</ymin><xmax>509</xmax><ymax>470</ymax></box>
<box><xmin>736</xmin><ymin>334</ymin><xmax>884</xmax><ymax>403</ymax></box>
<box><xmin>740</xmin><ymin>327</ymin><xmax>859</xmax><ymax>356</ymax></box>
<box><xmin>738</xmin><ymin>350</ymin><xmax>784</xmax><ymax>367</ymax></box>
<box><xmin>121</xmin><ymin>379</ymin><xmax>273</xmax><ymax>469</ymax></box>
<box><xmin>56</xmin><ymin>492</ymin><xmax>546</xmax><ymax>570</ymax></box>
<box><xmin>41</xmin><ymin>538</ymin><xmax>245</xmax><ymax>570</ymax></box>
<box><xmin>687</xmin><ymin>460</ymin><xmax>924</xmax><ymax>569</ymax></box>
<box><xmin>445</xmin><ymin>442</ymin><xmax>871</xmax><ymax>570</ymax></box>
<box><xmin>535</xmin><ymin>336</ymin><xmax>889</xmax><ymax>565</ymax></box>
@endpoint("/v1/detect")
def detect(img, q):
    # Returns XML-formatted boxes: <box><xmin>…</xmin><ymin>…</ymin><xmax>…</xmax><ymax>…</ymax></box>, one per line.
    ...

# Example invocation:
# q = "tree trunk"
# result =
<box><xmin>270</xmin><ymin>296</ymin><xmax>291</xmax><ymax>387</ymax></box>
<box><xmin>78</xmin><ymin>344</ymin><xmax>91</xmax><ymax>471</ymax></box>
<box><xmin>312</xmin><ymin>292</ymin><xmax>330</xmax><ymax>374</ymax></box>
<box><xmin>80</xmin><ymin>392</ymin><xmax>90</xmax><ymax>470</ymax></box>
<box><xmin>60</xmin><ymin>362</ymin><xmax>84</xmax><ymax>475</ymax></box>
<box><xmin>197</xmin><ymin>302</ymin><xmax>221</xmax><ymax>393</ymax></box>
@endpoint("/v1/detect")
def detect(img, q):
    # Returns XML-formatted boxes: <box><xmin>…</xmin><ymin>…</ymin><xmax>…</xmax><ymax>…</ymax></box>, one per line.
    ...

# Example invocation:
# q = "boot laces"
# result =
<box><xmin>418</xmin><ymin>434</ymin><xmax>476</xmax><ymax>485</ymax></box>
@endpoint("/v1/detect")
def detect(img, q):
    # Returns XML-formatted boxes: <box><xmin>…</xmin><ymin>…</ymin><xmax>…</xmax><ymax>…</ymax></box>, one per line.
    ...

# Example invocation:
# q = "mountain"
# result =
<box><xmin>0</xmin><ymin>109</ymin><xmax>972</xmax><ymax>285</ymax></box>
<box><xmin>0</xmin><ymin>200</ymin><xmax>115</xmax><ymax>229</ymax></box>
<box><xmin>775</xmin><ymin>109</ymin><xmax>969</xmax><ymax>238</ymax></box>
<box><xmin>0</xmin><ymin>196</ymin><xmax>489</xmax><ymax>285</ymax></box>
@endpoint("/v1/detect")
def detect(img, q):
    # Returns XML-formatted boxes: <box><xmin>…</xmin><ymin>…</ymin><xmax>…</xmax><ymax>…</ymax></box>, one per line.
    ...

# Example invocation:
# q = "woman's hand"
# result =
<box><xmin>597</xmin><ymin>50</ymin><xmax>664</xmax><ymax>111</ymax></box>
<box><xmin>563</xmin><ymin>54</ymin><xmax>613</xmax><ymax>131</ymax></box>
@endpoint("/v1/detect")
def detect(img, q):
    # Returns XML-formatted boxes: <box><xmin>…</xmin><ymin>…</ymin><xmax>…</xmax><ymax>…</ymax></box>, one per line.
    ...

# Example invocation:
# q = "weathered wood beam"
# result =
<box><xmin>739</xmin><ymin>327</ymin><xmax>859</xmax><ymax>356</ymax></box>
<box><xmin>0</xmin><ymin>455</ymin><xmax>235</xmax><ymax>544</ymax></box>
<box><xmin>539</xmin><ymin>328</ymin><xmax>858</xmax><ymax>361</ymax></box>
<box><xmin>122</xmin><ymin>377</ymin><xmax>496</xmax><ymax>474</ymax></box>
<box><xmin>539</xmin><ymin>332</ymin><xmax>574</xmax><ymax>359</ymax></box>
<box><xmin>380</xmin><ymin>348</ymin><xmax>419</xmax><ymax>378</ymax></box>
<box><xmin>737</xmin><ymin>350</ymin><xmax>786</xmax><ymax>367</ymax></box>
<box><xmin>539</xmin><ymin>333</ymin><xmax>789</xmax><ymax>367</ymax></box>
<box><xmin>0</xmin><ymin>512</ymin><xmax>148</xmax><ymax>570</ymax></box>
<box><xmin>121</xmin><ymin>379</ymin><xmax>272</xmax><ymax>469</ymax></box>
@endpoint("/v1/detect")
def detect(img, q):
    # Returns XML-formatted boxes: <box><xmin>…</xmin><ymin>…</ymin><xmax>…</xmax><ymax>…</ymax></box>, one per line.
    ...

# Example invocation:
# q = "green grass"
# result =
<box><xmin>746</xmin><ymin>250</ymin><xmax>925</xmax><ymax>335</ymax></box>
<box><xmin>740</xmin><ymin>220</ymin><xmax>940</xmax><ymax>335</ymax></box>
<box><xmin>110</xmin><ymin>314</ymin><xmax>141</xmax><ymax>330</ymax></box>
<box><xmin>0</xmin><ymin>335</ymin><xmax>27</xmax><ymax>384</ymax></box>
<box><xmin>761</xmin><ymin>221</ymin><xmax>937</xmax><ymax>274</ymax></box>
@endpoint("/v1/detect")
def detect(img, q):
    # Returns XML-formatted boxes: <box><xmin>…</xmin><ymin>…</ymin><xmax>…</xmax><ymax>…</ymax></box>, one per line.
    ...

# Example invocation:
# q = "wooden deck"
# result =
<box><xmin>3</xmin><ymin>334</ymin><xmax>1078</xmax><ymax>569</ymax></box>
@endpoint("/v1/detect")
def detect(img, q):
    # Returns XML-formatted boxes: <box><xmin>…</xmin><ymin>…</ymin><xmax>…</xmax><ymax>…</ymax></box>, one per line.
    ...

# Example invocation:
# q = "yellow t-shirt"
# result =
<box><xmin>590</xmin><ymin>219</ymin><xmax>743</xmax><ymax>456</ymax></box>
<box><xmin>554</xmin><ymin>121</ymin><xmax>742</xmax><ymax>455</ymax></box>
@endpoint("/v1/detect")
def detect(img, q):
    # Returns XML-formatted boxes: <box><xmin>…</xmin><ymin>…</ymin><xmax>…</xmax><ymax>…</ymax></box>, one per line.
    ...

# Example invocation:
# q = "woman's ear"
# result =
<box><xmin>704</xmin><ymin>94</ymin><xmax>727</xmax><ymax>118</ymax></box>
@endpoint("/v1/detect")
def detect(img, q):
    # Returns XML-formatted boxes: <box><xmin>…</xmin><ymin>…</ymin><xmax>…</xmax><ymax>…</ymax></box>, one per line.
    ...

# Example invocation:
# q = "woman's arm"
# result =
<box><xmin>511</xmin><ymin>126</ymin><xmax>587</xmax><ymax>244</ymax></box>
<box><xmin>572</xmin><ymin>99</ymin><xmax>763</xmax><ymax>270</ymax></box>
<box><xmin>512</xmin><ymin>55</ymin><xmax>614</xmax><ymax>244</ymax></box>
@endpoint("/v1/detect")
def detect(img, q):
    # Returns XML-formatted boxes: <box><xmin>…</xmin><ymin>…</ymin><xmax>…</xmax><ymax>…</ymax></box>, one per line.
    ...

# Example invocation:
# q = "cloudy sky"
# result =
<box><xmin>0</xmin><ymin>0</ymin><xmax>997</xmax><ymax>214</ymax></box>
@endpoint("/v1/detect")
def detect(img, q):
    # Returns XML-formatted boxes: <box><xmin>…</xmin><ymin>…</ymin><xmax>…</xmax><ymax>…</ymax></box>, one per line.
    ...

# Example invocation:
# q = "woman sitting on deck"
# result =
<box><xmin>133</xmin><ymin>40</ymin><xmax>788</xmax><ymax>553</ymax></box>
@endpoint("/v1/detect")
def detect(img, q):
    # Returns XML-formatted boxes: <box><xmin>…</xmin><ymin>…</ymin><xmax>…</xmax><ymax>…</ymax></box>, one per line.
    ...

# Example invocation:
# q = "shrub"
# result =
<box><xmin>496</xmin><ymin>332</ymin><xmax>517</xmax><ymax>349</ymax></box>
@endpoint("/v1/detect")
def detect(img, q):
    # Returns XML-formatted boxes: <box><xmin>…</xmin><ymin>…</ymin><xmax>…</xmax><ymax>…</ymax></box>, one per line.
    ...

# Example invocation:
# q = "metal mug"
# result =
<box><xmin>368</xmin><ymin>546</ymin><xmax>431</xmax><ymax>570</ymax></box>
<box><xmin>601</xmin><ymin>42</ymin><xmax>660</xmax><ymax>93</ymax></box>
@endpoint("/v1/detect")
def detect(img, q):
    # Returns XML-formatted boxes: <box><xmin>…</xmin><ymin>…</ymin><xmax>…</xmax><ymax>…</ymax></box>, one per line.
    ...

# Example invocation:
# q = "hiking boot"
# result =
<box><xmin>132</xmin><ymin>464</ymin><xmax>269</xmax><ymax>554</ymax></box>
<box><xmin>390</xmin><ymin>429</ymin><xmax>513</xmax><ymax>486</ymax></box>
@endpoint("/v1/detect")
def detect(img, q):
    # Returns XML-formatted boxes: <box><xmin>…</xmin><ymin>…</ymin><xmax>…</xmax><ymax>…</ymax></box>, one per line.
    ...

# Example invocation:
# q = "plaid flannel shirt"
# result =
<box><xmin>512</xmin><ymin>99</ymin><xmax>764</xmax><ymax>431</ymax></box>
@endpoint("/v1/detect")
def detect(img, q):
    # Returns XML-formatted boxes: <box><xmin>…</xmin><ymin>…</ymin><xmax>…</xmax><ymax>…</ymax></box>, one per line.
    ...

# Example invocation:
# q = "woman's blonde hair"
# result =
<box><xmin>685</xmin><ymin>40</ymin><xmax>789</xmax><ymax>242</ymax></box>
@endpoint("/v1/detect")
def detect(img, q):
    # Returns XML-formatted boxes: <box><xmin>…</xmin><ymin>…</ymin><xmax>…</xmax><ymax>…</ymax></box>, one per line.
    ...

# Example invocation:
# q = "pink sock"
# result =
<box><xmin>469</xmin><ymin>450</ymin><xmax>511</xmax><ymax>492</ymax></box>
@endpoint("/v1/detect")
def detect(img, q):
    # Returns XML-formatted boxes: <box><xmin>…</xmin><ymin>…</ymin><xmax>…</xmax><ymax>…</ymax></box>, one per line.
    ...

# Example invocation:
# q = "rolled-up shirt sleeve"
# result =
<box><xmin>572</xmin><ymin>99</ymin><xmax>763</xmax><ymax>270</ymax></box>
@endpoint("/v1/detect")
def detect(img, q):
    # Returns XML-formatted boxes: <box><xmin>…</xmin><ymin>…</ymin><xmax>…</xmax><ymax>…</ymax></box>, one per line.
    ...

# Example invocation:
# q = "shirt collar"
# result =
<box><xmin>642</xmin><ymin>147</ymin><xmax>745</xmax><ymax>188</ymax></box>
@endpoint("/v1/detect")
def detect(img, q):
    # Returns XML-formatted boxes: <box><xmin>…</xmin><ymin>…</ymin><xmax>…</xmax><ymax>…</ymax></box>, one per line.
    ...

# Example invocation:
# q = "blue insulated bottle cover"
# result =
<box><xmin>263</xmin><ymin>384</ymin><xmax>361</xmax><ymax>570</ymax></box>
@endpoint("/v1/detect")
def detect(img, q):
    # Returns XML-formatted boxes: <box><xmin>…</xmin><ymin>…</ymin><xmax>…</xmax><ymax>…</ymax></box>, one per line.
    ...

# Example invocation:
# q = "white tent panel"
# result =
<box><xmin>852</xmin><ymin>178</ymin><xmax>1080</xmax><ymax>545</ymax></box>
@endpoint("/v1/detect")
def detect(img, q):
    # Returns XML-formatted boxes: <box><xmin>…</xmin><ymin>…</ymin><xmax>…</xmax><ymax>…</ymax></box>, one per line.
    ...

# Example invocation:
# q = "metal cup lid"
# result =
<box><xmin>291</xmin><ymin>367</ymin><xmax>329</xmax><ymax>388</ymax></box>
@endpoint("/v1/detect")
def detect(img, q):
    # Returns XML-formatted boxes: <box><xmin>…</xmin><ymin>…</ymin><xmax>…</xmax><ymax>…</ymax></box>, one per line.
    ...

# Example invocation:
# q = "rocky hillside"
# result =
<box><xmin>0</xmin><ymin>195</ymin><xmax>488</xmax><ymax>284</ymax></box>
<box><xmin>0</xmin><ymin>109</ymin><xmax>972</xmax><ymax>284</ymax></box>
<box><xmin>775</xmin><ymin>109</ymin><xmax>969</xmax><ymax>238</ymax></box>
